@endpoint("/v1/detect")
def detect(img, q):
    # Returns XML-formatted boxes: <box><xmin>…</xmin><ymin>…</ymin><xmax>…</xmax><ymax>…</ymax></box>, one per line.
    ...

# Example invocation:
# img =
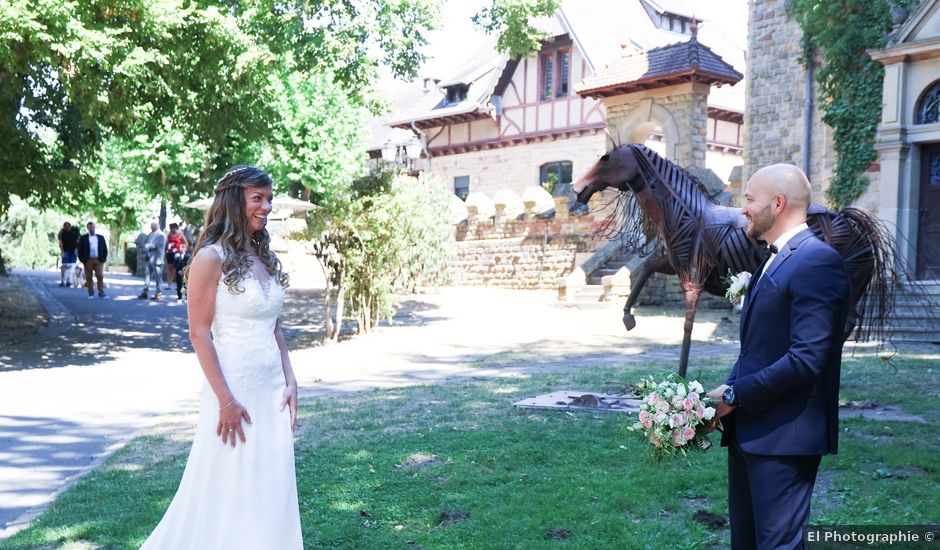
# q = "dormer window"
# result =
<box><xmin>540</xmin><ymin>48</ymin><xmax>571</xmax><ymax>100</ymax></box>
<box><xmin>444</xmin><ymin>84</ymin><xmax>469</xmax><ymax>106</ymax></box>
<box><xmin>640</xmin><ymin>0</ymin><xmax>698</xmax><ymax>35</ymax></box>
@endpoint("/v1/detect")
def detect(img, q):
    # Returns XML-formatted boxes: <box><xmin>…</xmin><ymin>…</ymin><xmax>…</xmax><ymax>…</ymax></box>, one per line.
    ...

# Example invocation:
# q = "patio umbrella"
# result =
<box><xmin>184</xmin><ymin>197</ymin><xmax>214</xmax><ymax>210</ymax></box>
<box><xmin>272</xmin><ymin>195</ymin><xmax>318</xmax><ymax>212</ymax></box>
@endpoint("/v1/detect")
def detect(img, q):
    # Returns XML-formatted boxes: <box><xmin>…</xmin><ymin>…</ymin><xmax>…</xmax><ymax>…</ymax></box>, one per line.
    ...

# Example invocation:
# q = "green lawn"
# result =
<box><xmin>4</xmin><ymin>351</ymin><xmax>938</xmax><ymax>549</ymax></box>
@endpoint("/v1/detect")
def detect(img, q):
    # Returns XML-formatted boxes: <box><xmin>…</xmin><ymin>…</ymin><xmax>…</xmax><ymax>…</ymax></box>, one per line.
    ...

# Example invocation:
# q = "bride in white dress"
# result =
<box><xmin>141</xmin><ymin>166</ymin><xmax>303</xmax><ymax>549</ymax></box>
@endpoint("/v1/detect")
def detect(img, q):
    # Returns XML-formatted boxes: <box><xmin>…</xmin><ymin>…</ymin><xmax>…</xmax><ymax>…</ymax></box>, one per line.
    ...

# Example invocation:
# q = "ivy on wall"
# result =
<box><xmin>787</xmin><ymin>0</ymin><xmax>917</xmax><ymax>209</ymax></box>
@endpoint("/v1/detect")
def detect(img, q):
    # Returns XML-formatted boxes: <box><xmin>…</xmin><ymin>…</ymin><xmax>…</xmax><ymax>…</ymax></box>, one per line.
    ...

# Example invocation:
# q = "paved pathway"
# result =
<box><xmin>0</xmin><ymin>269</ymin><xmax>742</xmax><ymax>538</ymax></box>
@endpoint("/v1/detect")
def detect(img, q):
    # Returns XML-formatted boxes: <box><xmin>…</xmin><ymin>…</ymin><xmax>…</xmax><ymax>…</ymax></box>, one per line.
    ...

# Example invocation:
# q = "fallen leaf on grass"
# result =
<box><xmin>692</xmin><ymin>510</ymin><xmax>727</xmax><ymax>530</ymax></box>
<box><xmin>438</xmin><ymin>509</ymin><xmax>470</xmax><ymax>527</ymax></box>
<box><xmin>545</xmin><ymin>528</ymin><xmax>571</xmax><ymax>539</ymax></box>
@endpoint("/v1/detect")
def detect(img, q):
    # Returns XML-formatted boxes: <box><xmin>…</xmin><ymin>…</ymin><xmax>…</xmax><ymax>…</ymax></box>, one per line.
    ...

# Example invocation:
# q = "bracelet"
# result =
<box><xmin>220</xmin><ymin>398</ymin><xmax>236</xmax><ymax>410</ymax></box>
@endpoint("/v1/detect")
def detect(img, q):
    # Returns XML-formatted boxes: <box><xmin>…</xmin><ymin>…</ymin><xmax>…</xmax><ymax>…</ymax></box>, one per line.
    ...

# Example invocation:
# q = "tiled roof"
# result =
<box><xmin>576</xmin><ymin>35</ymin><xmax>743</xmax><ymax>97</ymax></box>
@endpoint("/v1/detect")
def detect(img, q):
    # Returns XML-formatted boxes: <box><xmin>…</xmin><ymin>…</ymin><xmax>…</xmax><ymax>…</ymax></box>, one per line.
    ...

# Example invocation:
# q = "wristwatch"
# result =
<box><xmin>722</xmin><ymin>386</ymin><xmax>737</xmax><ymax>406</ymax></box>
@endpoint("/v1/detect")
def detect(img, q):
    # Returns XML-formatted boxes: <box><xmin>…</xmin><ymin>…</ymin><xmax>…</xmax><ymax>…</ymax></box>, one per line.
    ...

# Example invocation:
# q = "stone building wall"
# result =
<box><xmin>428</xmin><ymin>132</ymin><xmax>606</xmax><ymax>198</ymax></box>
<box><xmin>451</xmin><ymin>201</ymin><xmax>609</xmax><ymax>290</ymax></box>
<box><xmin>745</xmin><ymin>0</ymin><xmax>851</xmax><ymax>207</ymax></box>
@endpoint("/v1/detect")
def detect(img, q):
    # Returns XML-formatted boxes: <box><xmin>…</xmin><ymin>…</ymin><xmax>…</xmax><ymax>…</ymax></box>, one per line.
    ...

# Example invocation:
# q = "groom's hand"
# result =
<box><xmin>708</xmin><ymin>384</ymin><xmax>736</xmax><ymax>421</ymax></box>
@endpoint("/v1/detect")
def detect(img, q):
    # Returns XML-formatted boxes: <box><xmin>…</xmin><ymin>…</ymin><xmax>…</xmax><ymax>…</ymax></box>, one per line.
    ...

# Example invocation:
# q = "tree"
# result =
<box><xmin>0</xmin><ymin>195</ymin><xmax>64</xmax><ymax>269</ymax></box>
<box><xmin>472</xmin><ymin>0</ymin><xmax>561</xmax><ymax>58</ymax></box>
<box><xmin>0</xmin><ymin>0</ymin><xmax>442</xmax><ymax>214</ymax></box>
<box><xmin>0</xmin><ymin>0</ymin><xmax>183</xmax><ymax>212</ymax></box>
<box><xmin>260</xmin><ymin>71</ymin><xmax>366</xmax><ymax>206</ymax></box>
<box><xmin>312</xmin><ymin>167</ymin><xmax>453</xmax><ymax>337</ymax></box>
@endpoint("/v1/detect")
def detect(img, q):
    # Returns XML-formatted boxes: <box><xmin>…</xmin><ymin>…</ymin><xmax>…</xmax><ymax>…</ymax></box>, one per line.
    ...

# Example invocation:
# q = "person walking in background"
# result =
<box><xmin>173</xmin><ymin>241</ymin><xmax>192</xmax><ymax>300</ymax></box>
<box><xmin>77</xmin><ymin>222</ymin><xmax>108</xmax><ymax>299</ymax></box>
<box><xmin>708</xmin><ymin>164</ymin><xmax>850</xmax><ymax>549</ymax></box>
<box><xmin>57</xmin><ymin>222</ymin><xmax>80</xmax><ymax>287</ymax></box>
<box><xmin>140</xmin><ymin>222</ymin><xmax>166</xmax><ymax>300</ymax></box>
<box><xmin>165</xmin><ymin>222</ymin><xmax>188</xmax><ymax>285</ymax></box>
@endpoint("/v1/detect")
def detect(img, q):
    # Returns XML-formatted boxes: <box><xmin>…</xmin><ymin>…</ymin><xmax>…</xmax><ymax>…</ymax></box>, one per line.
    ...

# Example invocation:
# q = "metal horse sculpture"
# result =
<box><xmin>572</xmin><ymin>144</ymin><xmax>895</xmax><ymax>377</ymax></box>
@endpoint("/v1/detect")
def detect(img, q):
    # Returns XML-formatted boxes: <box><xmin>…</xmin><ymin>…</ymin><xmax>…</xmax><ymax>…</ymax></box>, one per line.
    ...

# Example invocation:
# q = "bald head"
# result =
<box><xmin>742</xmin><ymin>164</ymin><xmax>813</xmax><ymax>243</ymax></box>
<box><xmin>749</xmin><ymin>164</ymin><xmax>812</xmax><ymax>213</ymax></box>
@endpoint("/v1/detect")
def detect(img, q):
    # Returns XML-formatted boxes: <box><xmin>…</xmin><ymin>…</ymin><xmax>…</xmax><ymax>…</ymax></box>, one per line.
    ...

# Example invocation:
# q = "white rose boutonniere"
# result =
<box><xmin>724</xmin><ymin>270</ymin><xmax>752</xmax><ymax>304</ymax></box>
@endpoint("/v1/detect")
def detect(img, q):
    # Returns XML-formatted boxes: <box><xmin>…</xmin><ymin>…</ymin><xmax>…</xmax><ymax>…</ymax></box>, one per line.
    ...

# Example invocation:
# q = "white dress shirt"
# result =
<box><xmin>88</xmin><ymin>233</ymin><xmax>99</xmax><ymax>259</ymax></box>
<box><xmin>760</xmin><ymin>222</ymin><xmax>809</xmax><ymax>279</ymax></box>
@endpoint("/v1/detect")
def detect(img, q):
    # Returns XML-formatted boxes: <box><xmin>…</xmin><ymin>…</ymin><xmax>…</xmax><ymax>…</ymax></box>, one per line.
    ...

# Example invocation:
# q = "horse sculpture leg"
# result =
<box><xmin>678</xmin><ymin>282</ymin><xmax>704</xmax><ymax>378</ymax></box>
<box><xmin>622</xmin><ymin>254</ymin><xmax>675</xmax><ymax>331</ymax></box>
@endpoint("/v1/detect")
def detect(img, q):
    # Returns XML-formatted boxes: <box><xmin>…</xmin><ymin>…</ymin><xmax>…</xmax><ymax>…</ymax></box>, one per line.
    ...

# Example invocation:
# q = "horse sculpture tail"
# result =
<box><xmin>830</xmin><ymin>207</ymin><xmax>898</xmax><ymax>342</ymax></box>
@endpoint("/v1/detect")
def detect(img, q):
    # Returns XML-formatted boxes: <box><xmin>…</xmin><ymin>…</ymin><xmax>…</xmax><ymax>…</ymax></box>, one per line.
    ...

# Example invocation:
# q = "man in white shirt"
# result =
<box><xmin>77</xmin><ymin>222</ymin><xmax>109</xmax><ymax>299</ymax></box>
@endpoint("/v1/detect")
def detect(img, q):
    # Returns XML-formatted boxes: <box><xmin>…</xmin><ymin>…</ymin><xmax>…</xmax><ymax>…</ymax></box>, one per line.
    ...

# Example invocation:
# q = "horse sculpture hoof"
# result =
<box><xmin>623</xmin><ymin>314</ymin><xmax>637</xmax><ymax>331</ymax></box>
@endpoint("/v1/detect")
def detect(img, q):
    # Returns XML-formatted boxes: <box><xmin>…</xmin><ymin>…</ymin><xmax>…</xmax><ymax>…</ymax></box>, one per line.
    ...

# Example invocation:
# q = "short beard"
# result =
<box><xmin>746</xmin><ymin>205</ymin><xmax>774</xmax><ymax>240</ymax></box>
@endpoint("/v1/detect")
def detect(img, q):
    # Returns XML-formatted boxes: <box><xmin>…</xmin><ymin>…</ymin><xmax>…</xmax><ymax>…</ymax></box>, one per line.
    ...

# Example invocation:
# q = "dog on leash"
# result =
<box><xmin>69</xmin><ymin>263</ymin><xmax>84</xmax><ymax>288</ymax></box>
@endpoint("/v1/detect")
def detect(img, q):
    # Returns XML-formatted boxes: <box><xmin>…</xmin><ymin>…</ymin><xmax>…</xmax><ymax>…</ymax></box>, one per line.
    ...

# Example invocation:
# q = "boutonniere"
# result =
<box><xmin>724</xmin><ymin>270</ymin><xmax>752</xmax><ymax>304</ymax></box>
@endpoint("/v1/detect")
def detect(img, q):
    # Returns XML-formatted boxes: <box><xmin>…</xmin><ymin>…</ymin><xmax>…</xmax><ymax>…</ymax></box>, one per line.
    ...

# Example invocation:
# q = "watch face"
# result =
<box><xmin>723</xmin><ymin>387</ymin><xmax>734</xmax><ymax>404</ymax></box>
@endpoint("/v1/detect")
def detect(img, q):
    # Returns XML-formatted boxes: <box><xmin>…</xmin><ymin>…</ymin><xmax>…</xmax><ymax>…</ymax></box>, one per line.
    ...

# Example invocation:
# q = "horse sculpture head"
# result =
<box><xmin>572</xmin><ymin>144</ymin><xmax>645</xmax><ymax>204</ymax></box>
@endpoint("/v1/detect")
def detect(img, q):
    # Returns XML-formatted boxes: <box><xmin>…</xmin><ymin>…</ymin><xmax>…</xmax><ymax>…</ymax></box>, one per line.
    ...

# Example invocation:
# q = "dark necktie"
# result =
<box><xmin>767</xmin><ymin>244</ymin><xmax>778</xmax><ymax>254</ymax></box>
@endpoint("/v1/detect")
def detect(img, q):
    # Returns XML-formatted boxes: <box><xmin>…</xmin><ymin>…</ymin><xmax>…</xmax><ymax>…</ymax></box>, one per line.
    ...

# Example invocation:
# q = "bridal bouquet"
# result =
<box><xmin>723</xmin><ymin>270</ymin><xmax>752</xmax><ymax>304</ymax></box>
<box><xmin>629</xmin><ymin>374</ymin><xmax>716</xmax><ymax>460</ymax></box>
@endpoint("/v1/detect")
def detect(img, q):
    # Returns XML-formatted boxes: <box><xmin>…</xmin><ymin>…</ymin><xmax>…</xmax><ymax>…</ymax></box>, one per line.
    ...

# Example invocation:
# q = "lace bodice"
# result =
<box><xmin>204</xmin><ymin>243</ymin><xmax>285</xmax><ymax>389</ymax></box>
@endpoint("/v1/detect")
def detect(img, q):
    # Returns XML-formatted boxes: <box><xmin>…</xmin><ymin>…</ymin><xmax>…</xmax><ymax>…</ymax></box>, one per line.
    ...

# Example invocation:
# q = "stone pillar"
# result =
<box><xmin>661</xmin><ymin>83</ymin><xmax>710</xmax><ymax>170</ymax></box>
<box><xmin>601</xmin><ymin>82</ymin><xmax>709</xmax><ymax>171</ymax></box>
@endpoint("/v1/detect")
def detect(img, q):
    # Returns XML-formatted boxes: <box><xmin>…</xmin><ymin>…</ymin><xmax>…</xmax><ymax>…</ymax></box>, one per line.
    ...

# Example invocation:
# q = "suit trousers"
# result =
<box><xmin>83</xmin><ymin>259</ymin><xmax>105</xmax><ymax>296</ymax></box>
<box><xmin>728</xmin><ymin>439</ymin><xmax>821</xmax><ymax>549</ymax></box>
<box><xmin>144</xmin><ymin>260</ymin><xmax>163</xmax><ymax>293</ymax></box>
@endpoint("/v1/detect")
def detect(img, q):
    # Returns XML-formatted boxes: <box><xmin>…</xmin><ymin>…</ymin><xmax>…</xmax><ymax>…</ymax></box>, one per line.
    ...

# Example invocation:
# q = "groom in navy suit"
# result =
<box><xmin>708</xmin><ymin>164</ymin><xmax>850</xmax><ymax>549</ymax></box>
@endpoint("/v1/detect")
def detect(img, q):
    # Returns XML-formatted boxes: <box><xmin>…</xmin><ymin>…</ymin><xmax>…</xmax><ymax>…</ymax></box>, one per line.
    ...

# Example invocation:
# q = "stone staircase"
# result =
<box><xmin>560</xmin><ymin>251</ymin><xmax>732</xmax><ymax>310</ymax></box>
<box><xmin>586</xmin><ymin>253</ymin><xmax>634</xmax><ymax>285</ymax></box>
<box><xmin>556</xmin><ymin>252</ymin><xmax>636</xmax><ymax>310</ymax></box>
<box><xmin>885</xmin><ymin>280</ymin><xmax>940</xmax><ymax>343</ymax></box>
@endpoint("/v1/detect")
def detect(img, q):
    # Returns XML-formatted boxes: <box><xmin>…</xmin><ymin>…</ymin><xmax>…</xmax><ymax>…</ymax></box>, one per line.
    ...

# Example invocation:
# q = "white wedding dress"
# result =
<box><xmin>141</xmin><ymin>244</ymin><xmax>302</xmax><ymax>549</ymax></box>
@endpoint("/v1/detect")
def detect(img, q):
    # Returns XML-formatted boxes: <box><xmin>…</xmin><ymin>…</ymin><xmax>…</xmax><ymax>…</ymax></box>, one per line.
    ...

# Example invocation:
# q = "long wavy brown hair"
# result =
<box><xmin>189</xmin><ymin>165</ymin><xmax>289</xmax><ymax>294</ymax></box>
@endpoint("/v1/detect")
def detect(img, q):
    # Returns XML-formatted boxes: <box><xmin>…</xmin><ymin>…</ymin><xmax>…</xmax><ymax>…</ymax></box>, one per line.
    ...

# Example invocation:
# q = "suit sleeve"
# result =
<box><xmin>725</xmin><ymin>360</ymin><xmax>738</xmax><ymax>386</ymax></box>
<box><xmin>733</xmin><ymin>246</ymin><xmax>848</xmax><ymax>415</ymax></box>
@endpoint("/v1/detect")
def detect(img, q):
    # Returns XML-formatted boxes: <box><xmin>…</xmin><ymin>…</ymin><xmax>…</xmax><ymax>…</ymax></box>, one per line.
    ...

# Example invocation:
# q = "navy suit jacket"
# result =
<box><xmin>721</xmin><ymin>229</ymin><xmax>850</xmax><ymax>456</ymax></box>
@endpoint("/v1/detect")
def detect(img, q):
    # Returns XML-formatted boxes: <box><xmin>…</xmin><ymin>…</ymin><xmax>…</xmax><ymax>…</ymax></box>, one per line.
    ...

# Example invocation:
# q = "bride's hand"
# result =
<box><xmin>280</xmin><ymin>381</ymin><xmax>298</xmax><ymax>432</ymax></box>
<box><xmin>217</xmin><ymin>399</ymin><xmax>252</xmax><ymax>447</ymax></box>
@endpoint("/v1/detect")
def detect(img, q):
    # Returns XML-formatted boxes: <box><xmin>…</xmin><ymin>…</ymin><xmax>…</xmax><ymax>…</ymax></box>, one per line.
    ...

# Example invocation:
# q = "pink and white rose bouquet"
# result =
<box><xmin>629</xmin><ymin>374</ymin><xmax>716</xmax><ymax>460</ymax></box>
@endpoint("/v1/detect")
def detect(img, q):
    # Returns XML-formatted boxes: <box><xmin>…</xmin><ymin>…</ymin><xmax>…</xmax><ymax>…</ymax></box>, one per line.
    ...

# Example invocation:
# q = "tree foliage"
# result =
<box><xmin>312</xmin><ymin>167</ymin><xmax>453</xmax><ymax>336</ymax></box>
<box><xmin>260</xmin><ymin>71</ymin><xmax>366</xmax><ymax>207</ymax></box>
<box><xmin>788</xmin><ymin>0</ymin><xmax>917</xmax><ymax>209</ymax></box>
<box><xmin>472</xmin><ymin>0</ymin><xmax>560</xmax><ymax>58</ymax></box>
<box><xmin>0</xmin><ymin>0</ymin><xmax>441</xmax><ymax>215</ymax></box>
<box><xmin>0</xmin><ymin>195</ymin><xmax>65</xmax><ymax>269</ymax></box>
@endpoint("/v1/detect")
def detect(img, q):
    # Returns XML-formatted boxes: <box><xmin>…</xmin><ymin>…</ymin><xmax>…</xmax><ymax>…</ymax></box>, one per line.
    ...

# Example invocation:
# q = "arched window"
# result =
<box><xmin>916</xmin><ymin>80</ymin><xmax>940</xmax><ymax>124</ymax></box>
<box><xmin>539</xmin><ymin>161</ymin><xmax>573</xmax><ymax>195</ymax></box>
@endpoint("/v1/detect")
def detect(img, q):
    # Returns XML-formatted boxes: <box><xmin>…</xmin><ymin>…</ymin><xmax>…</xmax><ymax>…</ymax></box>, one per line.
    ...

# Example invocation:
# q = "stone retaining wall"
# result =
<box><xmin>451</xmin><ymin>194</ymin><xmax>611</xmax><ymax>289</ymax></box>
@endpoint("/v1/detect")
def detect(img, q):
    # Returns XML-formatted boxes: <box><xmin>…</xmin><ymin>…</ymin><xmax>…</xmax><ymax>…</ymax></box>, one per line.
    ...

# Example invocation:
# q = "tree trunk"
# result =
<box><xmin>109</xmin><ymin>211</ymin><xmax>127</xmax><ymax>266</ymax></box>
<box><xmin>333</xmin><ymin>282</ymin><xmax>346</xmax><ymax>342</ymax></box>
<box><xmin>159</xmin><ymin>168</ymin><xmax>168</xmax><ymax>229</ymax></box>
<box><xmin>323</xmin><ymin>279</ymin><xmax>334</xmax><ymax>342</ymax></box>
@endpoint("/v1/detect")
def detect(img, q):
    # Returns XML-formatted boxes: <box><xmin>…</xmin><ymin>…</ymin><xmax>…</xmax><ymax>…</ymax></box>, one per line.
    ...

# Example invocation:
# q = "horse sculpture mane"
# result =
<box><xmin>573</xmin><ymin>143</ymin><xmax>899</xmax><ymax>376</ymax></box>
